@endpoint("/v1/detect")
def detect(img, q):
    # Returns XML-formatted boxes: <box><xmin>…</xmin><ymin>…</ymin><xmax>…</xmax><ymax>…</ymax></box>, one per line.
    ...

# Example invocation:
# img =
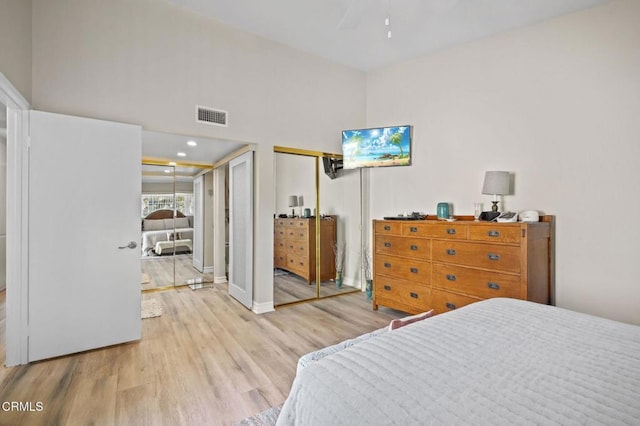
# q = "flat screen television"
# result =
<box><xmin>342</xmin><ymin>125</ymin><xmax>412</xmax><ymax>169</ymax></box>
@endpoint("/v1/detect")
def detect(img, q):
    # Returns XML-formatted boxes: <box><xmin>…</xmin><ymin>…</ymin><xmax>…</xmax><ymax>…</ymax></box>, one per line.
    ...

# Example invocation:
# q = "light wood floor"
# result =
<box><xmin>0</xmin><ymin>287</ymin><xmax>403</xmax><ymax>425</ymax></box>
<box><xmin>142</xmin><ymin>253</ymin><xmax>214</xmax><ymax>289</ymax></box>
<box><xmin>274</xmin><ymin>269</ymin><xmax>358</xmax><ymax>306</ymax></box>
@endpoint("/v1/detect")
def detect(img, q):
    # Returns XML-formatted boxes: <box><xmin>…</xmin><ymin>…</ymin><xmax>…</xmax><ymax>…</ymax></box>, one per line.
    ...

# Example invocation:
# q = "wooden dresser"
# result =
<box><xmin>372</xmin><ymin>217</ymin><xmax>554</xmax><ymax>315</ymax></box>
<box><xmin>274</xmin><ymin>216</ymin><xmax>337</xmax><ymax>283</ymax></box>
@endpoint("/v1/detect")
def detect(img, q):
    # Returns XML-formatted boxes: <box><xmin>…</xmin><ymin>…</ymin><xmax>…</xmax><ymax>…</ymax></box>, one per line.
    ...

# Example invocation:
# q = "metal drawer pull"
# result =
<box><xmin>488</xmin><ymin>230</ymin><xmax>500</xmax><ymax>237</ymax></box>
<box><xmin>446</xmin><ymin>249</ymin><xmax>456</xmax><ymax>256</ymax></box>
<box><xmin>384</xmin><ymin>225</ymin><xmax>391</xmax><ymax>231</ymax></box>
<box><xmin>446</xmin><ymin>228</ymin><xmax>456</xmax><ymax>235</ymax></box>
<box><xmin>410</xmin><ymin>245</ymin><xmax>418</xmax><ymax>251</ymax></box>
<box><xmin>446</xmin><ymin>274</ymin><xmax>456</xmax><ymax>281</ymax></box>
<box><xmin>487</xmin><ymin>253</ymin><xmax>500</xmax><ymax>261</ymax></box>
<box><xmin>384</xmin><ymin>242</ymin><xmax>392</xmax><ymax>247</ymax></box>
<box><xmin>410</xmin><ymin>292</ymin><xmax>419</xmax><ymax>299</ymax></box>
<box><xmin>446</xmin><ymin>302</ymin><xmax>457</xmax><ymax>310</ymax></box>
<box><xmin>410</xmin><ymin>226</ymin><xmax>418</xmax><ymax>233</ymax></box>
<box><xmin>384</xmin><ymin>285</ymin><xmax>391</xmax><ymax>291</ymax></box>
<box><xmin>384</xmin><ymin>262</ymin><xmax>391</xmax><ymax>268</ymax></box>
<box><xmin>487</xmin><ymin>282</ymin><xmax>500</xmax><ymax>290</ymax></box>
<box><xmin>410</xmin><ymin>267</ymin><xmax>418</xmax><ymax>273</ymax></box>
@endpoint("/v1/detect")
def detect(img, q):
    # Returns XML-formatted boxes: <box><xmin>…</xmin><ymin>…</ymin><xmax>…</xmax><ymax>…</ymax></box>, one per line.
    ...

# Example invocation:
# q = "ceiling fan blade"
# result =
<box><xmin>338</xmin><ymin>0</ymin><xmax>368</xmax><ymax>29</ymax></box>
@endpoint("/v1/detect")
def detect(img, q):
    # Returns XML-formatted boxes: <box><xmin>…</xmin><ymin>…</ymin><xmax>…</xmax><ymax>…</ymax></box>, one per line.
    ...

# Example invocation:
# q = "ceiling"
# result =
<box><xmin>141</xmin><ymin>130</ymin><xmax>246</xmax><ymax>182</ymax></box>
<box><xmin>169</xmin><ymin>0</ymin><xmax>610</xmax><ymax>71</ymax></box>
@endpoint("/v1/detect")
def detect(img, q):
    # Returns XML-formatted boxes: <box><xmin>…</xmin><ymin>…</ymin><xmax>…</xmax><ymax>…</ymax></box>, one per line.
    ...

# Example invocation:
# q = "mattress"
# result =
<box><xmin>277</xmin><ymin>298</ymin><xmax>640</xmax><ymax>425</ymax></box>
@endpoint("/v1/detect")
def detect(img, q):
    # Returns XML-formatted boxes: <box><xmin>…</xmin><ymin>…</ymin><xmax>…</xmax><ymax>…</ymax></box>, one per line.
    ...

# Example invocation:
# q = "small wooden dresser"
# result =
<box><xmin>372</xmin><ymin>217</ymin><xmax>554</xmax><ymax>314</ymax></box>
<box><xmin>274</xmin><ymin>216</ymin><xmax>337</xmax><ymax>283</ymax></box>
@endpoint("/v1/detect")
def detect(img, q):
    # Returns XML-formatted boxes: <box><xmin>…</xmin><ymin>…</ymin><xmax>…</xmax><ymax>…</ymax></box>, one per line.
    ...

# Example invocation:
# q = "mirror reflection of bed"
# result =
<box><xmin>140</xmin><ymin>163</ymin><xmax>214</xmax><ymax>290</ymax></box>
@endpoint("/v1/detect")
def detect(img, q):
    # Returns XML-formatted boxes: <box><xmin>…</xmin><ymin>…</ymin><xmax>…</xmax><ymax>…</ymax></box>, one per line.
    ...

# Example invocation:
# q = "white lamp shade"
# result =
<box><xmin>288</xmin><ymin>195</ymin><xmax>299</xmax><ymax>207</ymax></box>
<box><xmin>482</xmin><ymin>171</ymin><xmax>511</xmax><ymax>195</ymax></box>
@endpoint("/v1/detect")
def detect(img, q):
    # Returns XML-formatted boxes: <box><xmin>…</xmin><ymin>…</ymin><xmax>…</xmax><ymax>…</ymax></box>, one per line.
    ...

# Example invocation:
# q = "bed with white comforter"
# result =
<box><xmin>277</xmin><ymin>298</ymin><xmax>640</xmax><ymax>425</ymax></box>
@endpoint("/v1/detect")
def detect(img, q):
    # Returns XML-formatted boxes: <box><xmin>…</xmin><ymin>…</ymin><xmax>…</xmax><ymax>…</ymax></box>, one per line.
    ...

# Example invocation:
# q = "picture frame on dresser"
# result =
<box><xmin>372</xmin><ymin>216</ymin><xmax>555</xmax><ymax>314</ymax></box>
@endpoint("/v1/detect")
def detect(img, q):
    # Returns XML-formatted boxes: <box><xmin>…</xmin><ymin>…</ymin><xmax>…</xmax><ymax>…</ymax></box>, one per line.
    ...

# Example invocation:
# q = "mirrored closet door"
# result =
<box><xmin>318</xmin><ymin>155</ymin><xmax>363</xmax><ymax>299</ymax></box>
<box><xmin>273</xmin><ymin>148</ymin><xmax>363</xmax><ymax>307</ymax></box>
<box><xmin>141</xmin><ymin>162</ymin><xmax>215</xmax><ymax>290</ymax></box>
<box><xmin>141</xmin><ymin>163</ymin><xmax>178</xmax><ymax>289</ymax></box>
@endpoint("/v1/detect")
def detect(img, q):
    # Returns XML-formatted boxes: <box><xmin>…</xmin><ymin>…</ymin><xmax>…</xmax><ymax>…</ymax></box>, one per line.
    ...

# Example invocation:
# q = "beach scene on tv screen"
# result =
<box><xmin>342</xmin><ymin>125</ymin><xmax>411</xmax><ymax>169</ymax></box>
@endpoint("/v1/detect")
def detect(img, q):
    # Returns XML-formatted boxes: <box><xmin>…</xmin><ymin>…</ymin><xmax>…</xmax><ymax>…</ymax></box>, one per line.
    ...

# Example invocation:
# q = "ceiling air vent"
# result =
<box><xmin>196</xmin><ymin>105</ymin><xmax>228</xmax><ymax>127</ymax></box>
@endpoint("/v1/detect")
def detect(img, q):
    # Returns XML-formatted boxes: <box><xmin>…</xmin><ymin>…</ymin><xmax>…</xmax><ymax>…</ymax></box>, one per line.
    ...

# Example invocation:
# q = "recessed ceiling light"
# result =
<box><xmin>177</xmin><ymin>152</ymin><xmax>186</xmax><ymax>157</ymax></box>
<box><xmin>164</xmin><ymin>169</ymin><xmax>171</xmax><ymax>173</ymax></box>
<box><xmin>187</xmin><ymin>140</ymin><xmax>197</xmax><ymax>147</ymax></box>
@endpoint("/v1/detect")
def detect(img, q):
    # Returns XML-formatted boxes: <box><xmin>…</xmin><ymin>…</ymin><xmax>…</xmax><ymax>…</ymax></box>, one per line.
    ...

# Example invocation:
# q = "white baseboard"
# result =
<box><xmin>214</xmin><ymin>275</ymin><xmax>228</xmax><ymax>284</ymax></box>
<box><xmin>252</xmin><ymin>300</ymin><xmax>275</xmax><ymax>314</ymax></box>
<box><xmin>203</xmin><ymin>266</ymin><xmax>214</xmax><ymax>274</ymax></box>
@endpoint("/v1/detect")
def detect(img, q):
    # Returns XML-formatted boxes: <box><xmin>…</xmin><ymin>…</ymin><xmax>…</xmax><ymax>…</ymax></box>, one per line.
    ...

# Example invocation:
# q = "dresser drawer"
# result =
<box><xmin>275</xmin><ymin>239</ymin><xmax>287</xmax><ymax>251</ymax></box>
<box><xmin>274</xmin><ymin>227</ymin><xmax>287</xmax><ymax>239</ymax></box>
<box><xmin>432</xmin><ymin>240</ymin><xmax>520</xmax><ymax>273</ymax></box>
<box><xmin>285</xmin><ymin>227</ymin><xmax>308</xmax><ymax>241</ymax></box>
<box><xmin>290</xmin><ymin>242</ymin><xmax>308</xmax><ymax>257</ymax></box>
<box><xmin>432</xmin><ymin>264</ymin><xmax>522</xmax><ymax>299</ymax></box>
<box><xmin>375</xmin><ymin>254</ymin><xmax>431</xmax><ymax>283</ymax></box>
<box><xmin>287</xmin><ymin>254</ymin><xmax>308</xmax><ymax>275</ymax></box>
<box><xmin>469</xmin><ymin>225</ymin><xmax>521</xmax><ymax>244</ymax></box>
<box><xmin>431</xmin><ymin>289</ymin><xmax>481</xmax><ymax>314</ymax></box>
<box><xmin>375</xmin><ymin>235</ymin><xmax>429</xmax><ymax>260</ymax></box>
<box><xmin>374</xmin><ymin>275</ymin><xmax>431</xmax><ymax>313</ymax></box>
<box><xmin>275</xmin><ymin>219</ymin><xmax>288</xmax><ymax>227</ymax></box>
<box><xmin>374</xmin><ymin>221</ymin><xmax>402</xmax><ymax>235</ymax></box>
<box><xmin>274</xmin><ymin>250</ymin><xmax>287</xmax><ymax>269</ymax></box>
<box><xmin>403</xmin><ymin>222</ymin><xmax>468</xmax><ymax>240</ymax></box>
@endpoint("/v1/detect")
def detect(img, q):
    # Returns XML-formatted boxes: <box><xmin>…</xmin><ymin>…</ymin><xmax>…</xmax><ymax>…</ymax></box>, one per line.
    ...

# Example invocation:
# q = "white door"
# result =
<box><xmin>228</xmin><ymin>151</ymin><xmax>253</xmax><ymax>309</ymax></box>
<box><xmin>28</xmin><ymin>110</ymin><xmax>141</xmax><ymax>362</ymax></box>
<box><xmin>192</xmin><ymin>175</ymin><xmax>204</xmax><ymax>272</ymax></box>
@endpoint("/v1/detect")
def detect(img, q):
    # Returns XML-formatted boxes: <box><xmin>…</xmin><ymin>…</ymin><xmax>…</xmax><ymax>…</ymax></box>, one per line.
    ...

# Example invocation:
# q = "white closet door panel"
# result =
<box><xmin>228</xmin><ymin>151</ymin><xmax>253</xmax><ymax>309</ymax></box>
<box><xmin>28</xmin><ymin>110</ymin><xmax>141</xmax><ymax>362</ymax></box>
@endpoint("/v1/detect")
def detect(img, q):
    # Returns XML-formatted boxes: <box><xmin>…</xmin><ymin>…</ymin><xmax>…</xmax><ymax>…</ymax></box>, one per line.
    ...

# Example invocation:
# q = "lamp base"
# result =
<box><xmin>491</xmin><ymin>201</ymin><xmax>499</xmax><ymax>212</ymax></box>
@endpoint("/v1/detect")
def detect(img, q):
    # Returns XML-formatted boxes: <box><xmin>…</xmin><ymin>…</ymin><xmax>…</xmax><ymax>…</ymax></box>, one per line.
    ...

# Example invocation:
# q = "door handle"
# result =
<box><xmin>118</xmin><ymin>241</ymin><xmax>137</xmax><ymax>249</ymax></box>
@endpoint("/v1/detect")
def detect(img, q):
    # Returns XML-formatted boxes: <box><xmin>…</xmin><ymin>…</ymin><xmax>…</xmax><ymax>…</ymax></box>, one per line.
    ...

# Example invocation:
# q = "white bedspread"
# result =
<box><xmin>141</xmin><ymin>228</ymin><xmax>193</xmax><ymax>255</ymax></box>
<box><xmin>277</xmin><ymin>298</ymin><xmax>640</xmax><ymax>425</ymax></box>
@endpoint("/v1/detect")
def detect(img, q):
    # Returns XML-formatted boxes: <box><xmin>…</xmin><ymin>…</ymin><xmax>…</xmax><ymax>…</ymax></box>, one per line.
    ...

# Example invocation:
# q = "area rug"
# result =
<box><xmin>141</xmin><ymin>298</ymin><xmax>163</xmax><ymax>319</ymax></box>
<box><xmin>235</xmin><ymin>404</ymin><xmax>282</xmax><ymax>426</ymax></box>
<box><xmin>141</xmin><ymin>273</ymin><xmax>151</xmax><ymax>284</ymax></box>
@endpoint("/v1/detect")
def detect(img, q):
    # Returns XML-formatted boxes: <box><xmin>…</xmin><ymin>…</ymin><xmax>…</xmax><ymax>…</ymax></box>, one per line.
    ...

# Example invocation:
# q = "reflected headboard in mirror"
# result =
<box><xmin>144</xmin><ymin>209</ymin><xmax>185</xmax><ymax>220</ymax></box>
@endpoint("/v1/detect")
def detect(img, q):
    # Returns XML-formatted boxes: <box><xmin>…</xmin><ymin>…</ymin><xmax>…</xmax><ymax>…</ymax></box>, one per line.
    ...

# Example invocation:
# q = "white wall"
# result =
<box><xmin>0</xmin><ymin>0</ymin><xmax>32</xmax><ymax>102</ymax></box>
<box><xmin>274</xmin><ymin>153</ymin><xmax>316</xmax><ymax>218</ymax></box>
<box><xmin>366</xmin><ymin>0</ymin><xmax>640</xmax><ymax>324</ymax></box>
<box><xmin>29</xmin><ymin>0</ymin><xmax>366</xmax><ymax>308</ymax></box>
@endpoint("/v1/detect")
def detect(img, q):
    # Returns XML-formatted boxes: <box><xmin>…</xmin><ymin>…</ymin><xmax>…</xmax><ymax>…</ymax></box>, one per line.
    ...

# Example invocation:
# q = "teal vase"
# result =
<box><xmin>336</xmin><ymin>271</ymin><xmax>343</xmax><ymax>289</ymax></box>
<box><xmin>365</xmin><ymin>279</ymin><xmax>373</xmax><ymax>300</ymax></box>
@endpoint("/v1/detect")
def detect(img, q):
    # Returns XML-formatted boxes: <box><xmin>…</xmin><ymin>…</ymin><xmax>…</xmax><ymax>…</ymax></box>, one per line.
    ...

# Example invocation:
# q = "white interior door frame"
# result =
<box><xmin>0</xmin><ymin>72</ymin><xmax>30</xmax><ymax>366</ymax></box>
<box><xmin>192</xmin><ymin>175</ymin><xmax>204</xmax><ymax>272</ymax></box>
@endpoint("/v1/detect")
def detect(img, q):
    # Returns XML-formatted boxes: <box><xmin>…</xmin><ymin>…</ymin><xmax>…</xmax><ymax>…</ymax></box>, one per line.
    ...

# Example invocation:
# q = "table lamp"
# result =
<box><xmin>482</xmin><ymin>171</ymin><xmax>511</xmax><ymax>212</ymax></box>
<box><xmin>288</xmin><ymin>195</ymin><xmax>299</xmax><ymax>217</ymax></box>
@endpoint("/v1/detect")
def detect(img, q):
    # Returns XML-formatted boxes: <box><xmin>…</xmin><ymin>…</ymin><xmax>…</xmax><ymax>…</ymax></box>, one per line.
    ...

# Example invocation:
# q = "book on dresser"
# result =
<box><xmin>372</xmin><ymin>216</ymin><xmax>555</xmax><ymax>315</ymax></box>
<box><xmin>274</xmin><ymin>216</ymin><xmax>337</xmax><ymax>283</ymax></box>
